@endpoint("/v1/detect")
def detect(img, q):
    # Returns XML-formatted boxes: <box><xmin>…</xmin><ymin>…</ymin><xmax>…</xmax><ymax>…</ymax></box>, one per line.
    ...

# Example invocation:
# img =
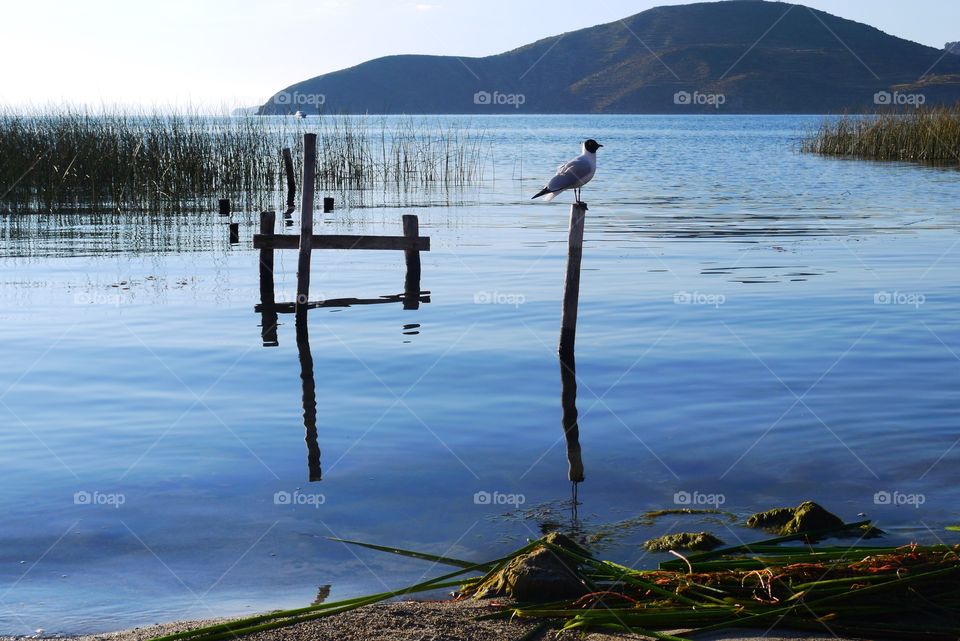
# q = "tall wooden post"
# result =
<box><xmin>559</xmin><ymin>202</ymin><xmax>586</xmax><ymax>485</ymax></box>
<box><xmin>282</xmin><ymin>147</ymin><xmax>296</xmax><ymax>214</ymax></box>
<box><xmin>295</xmin><ymin>133</ymin><xmax>317</xmax><ymax>319</ymax></box>
<box><xmin>259</xmin><ymin>211</ymin><xmax>278</xmax><ymax>347</ymax></box>
<box><xmin>402</xmin><ymin>214</ymin><xmax>422</xmax><ymax>310</ymax></box>
<box><xmin>558</xmin><ymin>202</ymin><xmax>586</xmax><ymax>359</ymax></box>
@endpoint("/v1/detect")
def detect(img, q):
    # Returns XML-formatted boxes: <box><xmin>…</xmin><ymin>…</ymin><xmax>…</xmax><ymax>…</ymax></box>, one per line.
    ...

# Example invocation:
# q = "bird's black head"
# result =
<box><xmin>584</xmin><ymin>139</ymin><xmax>603</xmax><ymax>153</ymax></box>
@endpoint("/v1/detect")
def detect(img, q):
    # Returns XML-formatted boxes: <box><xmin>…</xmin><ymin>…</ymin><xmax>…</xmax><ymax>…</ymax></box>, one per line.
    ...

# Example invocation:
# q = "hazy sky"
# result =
<box><xmin>1</xmin><ymin>0</ymin><xmax>957</xmax><ymax>110</ymax></box>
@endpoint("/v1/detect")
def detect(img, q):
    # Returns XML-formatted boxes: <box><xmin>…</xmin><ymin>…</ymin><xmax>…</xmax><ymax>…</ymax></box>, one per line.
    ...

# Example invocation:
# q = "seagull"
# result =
<box><xmin>531</xmin><ymin>139</ymin><xmax>603</xmax><ymax>203</ymax></box>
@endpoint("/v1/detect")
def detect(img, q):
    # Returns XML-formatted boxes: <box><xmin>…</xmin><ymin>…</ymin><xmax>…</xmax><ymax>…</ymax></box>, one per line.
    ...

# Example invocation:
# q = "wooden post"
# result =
<box><xmin>259</xmin><ymin>211</ymin><xmax>279</xmax><ymax>347</ymax></box>
<box><xmin>218</xmin><ymin>198</ymin><xmax>230</xmax><ymax>217</ymax></box>
<box><xmin>229</xmin><ymin>222</ymin><xmax>239</xmax><ymax>244</ymax></box>
<box><xmin>402</xmin><ymin>214</ymin><xmax>422</xmax><ymax>310</ymax></box>
<box><xmin>558</xmin><ymin>202</ymin><xmax>586</xmax><ymax>359</ymax></box>
<box><xmin>282</xmin><ymin>147</ymin><xmax>296</xmax><ymax>214</ymax></box>
<box><xmin>559</xmin><ymin>202</ymin><xmax>586</xmax><ymax>484</ymax></box>
<box><xmin>323</xmin><ymin>197</ymin><xmax>334</xmax><ymax>213</ymax></box>
<box><xmin>296</xmin><ymin>133</ymin><xmax>317</xmax><ymax>318</ymax></box>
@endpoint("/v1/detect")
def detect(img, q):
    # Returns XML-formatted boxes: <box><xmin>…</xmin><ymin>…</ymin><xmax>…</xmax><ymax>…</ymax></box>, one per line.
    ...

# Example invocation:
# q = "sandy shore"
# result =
<box><xmin>0</xmin><ymin>600</ymin><xmax>856</xmax><ymax>641</ymax></box>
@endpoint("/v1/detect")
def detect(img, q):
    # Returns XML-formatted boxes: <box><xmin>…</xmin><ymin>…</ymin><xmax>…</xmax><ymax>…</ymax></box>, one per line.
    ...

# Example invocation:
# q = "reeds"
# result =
<box><xmin>142</xmin><ymin>540</ymin><xmax>542</xmax><ymax>641</ymax></box>
<box><xmin>803</xmin><ymin>105</ymin><xmax>960</xmax><ymax>164</ymax></box>
<box><xmin>0</xmin><ymin>108</ymin><xmax>488</xmax><ymax>213</ymax></box>
<box><xmin>520</xmin><ymin>537</ymin><xmax>960</xmax><ymax>639</ymax></box>
<box><xmin>147</xmin><ymin>522</ymin><xmax>960</xmax><ymax>641</ymax></box>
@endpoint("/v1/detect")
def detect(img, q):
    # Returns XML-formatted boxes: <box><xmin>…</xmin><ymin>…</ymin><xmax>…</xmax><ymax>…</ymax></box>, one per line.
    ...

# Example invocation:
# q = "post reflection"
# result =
<box><xmin>256</xmin><ymin>237</ymin><xmax>429</xmax><ymax>481</ymax></box>
<box><xmin>560</xmin><ymin>348</ymin><xmax>585</xmax><ymax>499</ymax></box>
<box><xmin>296</xmin><ymin>314</ymin><xmax>322</xmax><ymax>482</ymax></box>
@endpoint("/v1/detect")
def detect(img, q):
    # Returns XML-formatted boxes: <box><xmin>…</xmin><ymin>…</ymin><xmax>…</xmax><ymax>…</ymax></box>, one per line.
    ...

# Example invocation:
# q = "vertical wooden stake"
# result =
<box><xmin>323</xmin><ymin>197</ymin><xmax>334</xmax><ymax>213</ymax></box>
<box><xmin>296</xmin><ymin>133</ymin><xmax>317</xmax><ymax>318</ymax></box>
<box><xmin>282</xmin><ymin>147</ymin><xmax>296</xmax><ymax>213</ymax></box>
<box><xmin>229</xmin><ymin>222</ymin><xmax>239</xmax><ymax>244</ymax></box>
<box><xmin>218</xmin><ymin>198</ymin><xmax>230</xmax><ymax>217</ymax></box>
<box><xmin>258</xmin><ymin>211</ymin><xmax>278</xmax><ymax>347</ymax></box>
<box><xmin>558</xmin><ymin>202</ymin><xmax>586</xmax><ymax>359</ymax></box>
<box><xmin>559</xmin><ymin>202</ymin><xmax>587</xmax><ymax>485</ymax></box>
<box><xmin>402</xmin><ymin>214</ymin><xmax>422</xmax><ymax>310</ymax></box>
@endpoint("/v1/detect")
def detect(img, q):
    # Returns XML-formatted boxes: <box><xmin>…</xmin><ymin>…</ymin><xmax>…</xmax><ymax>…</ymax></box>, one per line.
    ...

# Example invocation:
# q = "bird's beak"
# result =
<box><xmin>598</xmin><ymin>144</ymin><xmax>604</xmax><ymax>148</ymax></box>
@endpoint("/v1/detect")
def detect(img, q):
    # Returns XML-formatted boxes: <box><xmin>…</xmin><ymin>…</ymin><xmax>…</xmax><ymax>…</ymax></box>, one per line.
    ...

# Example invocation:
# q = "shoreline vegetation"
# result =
<box><xmin>127</xmin><ymin>503</ymin><xmax>958</xmax><ymax>641</ymax></box>
<box><xmin>3</xmin><ymin>106</ymin><xmax>958</xmax><ymax>213</ymax></box>
<box><xmin>803</xmin><ymin>105</ymin><xmax>960</xmax><ymax>164</ymax></box>
<box><xmin>0</xmin><ymin>109</ymin><xmax>488</xmax><ymax>213</ymax></box>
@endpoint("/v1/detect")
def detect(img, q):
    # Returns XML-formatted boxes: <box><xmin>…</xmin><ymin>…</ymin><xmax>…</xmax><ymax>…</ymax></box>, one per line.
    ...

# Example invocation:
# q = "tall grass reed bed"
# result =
<box><xmin>803</xmin><ymin>105</ymin><xmax>960</xmax><ymax>164</ymax></box>
<box><xmin>0</xmin><ymin>108</ymin><xmax>489</xmax><ymax>213</ymax></box>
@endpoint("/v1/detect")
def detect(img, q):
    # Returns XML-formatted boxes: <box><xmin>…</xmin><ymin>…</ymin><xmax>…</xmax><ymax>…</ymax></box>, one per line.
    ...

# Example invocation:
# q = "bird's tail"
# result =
<box><xmin>531</xmin><ymin>187</ymin><xmax>553</xmax><ymax>200</ymax></box>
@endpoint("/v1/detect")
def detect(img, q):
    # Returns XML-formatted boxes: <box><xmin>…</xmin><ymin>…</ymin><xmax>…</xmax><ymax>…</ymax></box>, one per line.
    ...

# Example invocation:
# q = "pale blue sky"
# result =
<box><xmin>1</xmin><ymin>0</ymin><xmax>957</xmax><ymax>110</ymax></box>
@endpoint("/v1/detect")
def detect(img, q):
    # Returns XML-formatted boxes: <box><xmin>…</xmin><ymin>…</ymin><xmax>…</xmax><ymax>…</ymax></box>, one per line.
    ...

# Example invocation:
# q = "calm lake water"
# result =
<box><xmin>2</xmin><ymin>115</ymin><xmax>959</xmax><ymax>633</ymax></box>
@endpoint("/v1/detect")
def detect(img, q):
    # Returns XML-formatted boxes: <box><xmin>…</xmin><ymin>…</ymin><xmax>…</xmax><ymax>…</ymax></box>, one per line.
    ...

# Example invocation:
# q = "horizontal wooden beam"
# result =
<box><xmin>254</xmin><ymin>234</ymin><xmax>430</xmax><ymax>251</ymax></box>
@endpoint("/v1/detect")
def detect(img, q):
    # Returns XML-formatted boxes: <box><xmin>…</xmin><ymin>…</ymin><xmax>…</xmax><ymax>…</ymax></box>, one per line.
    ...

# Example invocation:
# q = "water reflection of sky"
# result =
<box><xmin>1</xmin><ymin>115</ymin><xmax>959</xmax><ymax>633</ymax></box>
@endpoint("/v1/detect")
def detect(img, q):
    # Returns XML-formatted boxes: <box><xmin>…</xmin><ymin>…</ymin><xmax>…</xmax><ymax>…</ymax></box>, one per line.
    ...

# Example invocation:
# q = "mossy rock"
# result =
<box><xmin>643</xmin><ymin>532</ymin><xmax>724</xmax><ymax>552</ymax></box>
<box><xmin>746</xmin><ymin>501</ymin><xmax>844</xmax><ymax>535</ymax></box>
<box><xmin>467</xmin><ymin>532</ymin><xmax>588</xmax><ymax>602</ymax></box>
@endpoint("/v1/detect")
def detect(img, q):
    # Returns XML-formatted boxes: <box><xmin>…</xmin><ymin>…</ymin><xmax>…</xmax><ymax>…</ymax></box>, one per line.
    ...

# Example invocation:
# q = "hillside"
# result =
<box><xmin>258</xmin><ymin>0</ymin><xmax>960</xmax><ymax>114</ymax></box>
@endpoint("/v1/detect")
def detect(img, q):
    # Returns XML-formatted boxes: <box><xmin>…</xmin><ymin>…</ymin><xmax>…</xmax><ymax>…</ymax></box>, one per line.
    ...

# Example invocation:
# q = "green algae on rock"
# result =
<box><xmin>746</xmin><ymin>501</ymin><xmax>844</xmax><ymax>535</ymax></box>
<box><xmin>585</xmin><ymin>508</ymin><xmax>737</xmax><ymax>547</ymax></box>
<box><xmin>466</xmin><ymin>532</ymin><xmax>588</xmax><ymax>602</ymax></box>
<box><xmin>643</xmin><ymin>531</ymin><xmax>724</xmax><ymax>552</ymax></box>
<box><xmin>642</xmin><ymin>508</ymin><xmax>737</xmax><ymax>521</ymax></box>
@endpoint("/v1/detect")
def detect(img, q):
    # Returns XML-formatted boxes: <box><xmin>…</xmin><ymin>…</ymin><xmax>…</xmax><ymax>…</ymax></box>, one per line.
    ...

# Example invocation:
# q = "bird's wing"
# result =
<box><xmin>546</xmin><ymin>155</ymin><xmax>595</xmax><ymax>192</ymax></box>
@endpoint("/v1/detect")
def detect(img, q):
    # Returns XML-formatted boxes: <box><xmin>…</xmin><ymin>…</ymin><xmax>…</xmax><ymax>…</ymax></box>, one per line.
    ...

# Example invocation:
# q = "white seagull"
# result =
<box><xmin>531</xmin><ymin>139</ymin><xmax>603</xmax><ymax>203</ymax></box>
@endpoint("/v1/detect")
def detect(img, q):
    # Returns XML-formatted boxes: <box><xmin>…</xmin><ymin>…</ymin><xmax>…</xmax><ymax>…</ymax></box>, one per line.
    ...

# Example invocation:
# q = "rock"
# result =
<box><xmin>643</xmin><ymin>532</ymin><xmax>724</xmax><ymax>552</ymax></box>
<box><xmin>745</xmin><ymin>507</ymin><xmax>797</xmax><ymax>532</ymax></box>
<box><xmin>469</xmin><ymin>532</ymin><xmax>588</xmax><ymax>602</ymax></box>
<box><xmin>746</xmin><ymin>501</ymin><xmax>845</xmax><ymax>535</ymax></box>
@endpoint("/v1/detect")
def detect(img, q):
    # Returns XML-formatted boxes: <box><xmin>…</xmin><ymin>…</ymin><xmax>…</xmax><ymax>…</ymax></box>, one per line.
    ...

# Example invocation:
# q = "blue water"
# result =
<box><xmin>1</xmin><ymin>115</ymin><xmax>959</xmax><ymax>633</ymax></box>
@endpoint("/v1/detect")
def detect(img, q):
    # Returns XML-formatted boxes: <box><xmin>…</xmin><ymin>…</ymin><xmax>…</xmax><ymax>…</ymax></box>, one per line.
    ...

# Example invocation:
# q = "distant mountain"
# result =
<box><xmin>258</xmin><ymin>0</ymin><xmax>960</xmax><ymax>114</ymax></box>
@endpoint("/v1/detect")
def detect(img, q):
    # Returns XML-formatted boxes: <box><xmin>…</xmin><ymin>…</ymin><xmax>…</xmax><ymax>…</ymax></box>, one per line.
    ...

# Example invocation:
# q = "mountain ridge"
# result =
<box><xmin>258</xmin><ymin>1</ymin><xmax>960</xmax><ymax>115</ymax></box>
